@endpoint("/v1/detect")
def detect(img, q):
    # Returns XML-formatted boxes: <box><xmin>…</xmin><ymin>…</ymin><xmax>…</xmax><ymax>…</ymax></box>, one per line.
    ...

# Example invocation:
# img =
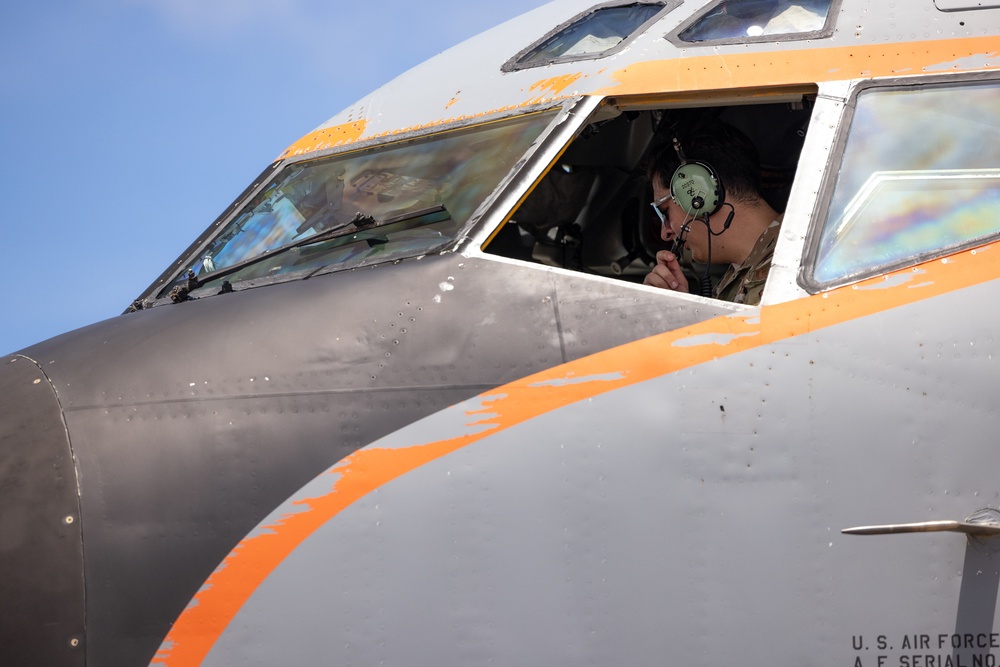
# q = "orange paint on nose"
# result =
<box><xmin>278</xmin><ymin>119</ymin><xmax>368</xmax><ymax>160</ymax></box>
<box><xmin>151</xmin><ymin>431</ymin><xmax>501</xmax><ymax>666</ymax></box>
<box><xmin>528</xmin><ymin>72</ymin><xmax>584</xmax><ymax>99</ymax></box>
<box><xmin>151</xmin><ymin>377</ymin><xmax>639</xmax><ymax>666</ymax></box>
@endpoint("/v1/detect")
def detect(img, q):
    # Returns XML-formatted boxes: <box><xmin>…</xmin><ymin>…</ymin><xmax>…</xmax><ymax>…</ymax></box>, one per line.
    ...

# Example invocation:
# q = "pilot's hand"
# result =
<box><xmin>643</xmin><ymin>250</ymin><xmax>689</xmax><ymax>293</ymax></box>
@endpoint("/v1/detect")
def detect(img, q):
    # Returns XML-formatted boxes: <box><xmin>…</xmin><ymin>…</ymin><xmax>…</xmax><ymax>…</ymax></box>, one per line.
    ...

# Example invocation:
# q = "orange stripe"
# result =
<box><xmin>153</xmin><ymin>243</ymin><xmax>1000</xmax><ymax>666</ymax></box>
<box><xmin>600</xmin><ymin>36</ymin><xmax>1000</xmax><ymax>95</ymax></box>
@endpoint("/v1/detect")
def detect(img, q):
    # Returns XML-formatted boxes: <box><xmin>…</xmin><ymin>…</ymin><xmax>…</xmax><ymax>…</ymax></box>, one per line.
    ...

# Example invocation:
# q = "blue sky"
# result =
<box><xmin>0</xmin><ymin>0</ymin><xmax>548</xmax><ymax>355</ymax></box>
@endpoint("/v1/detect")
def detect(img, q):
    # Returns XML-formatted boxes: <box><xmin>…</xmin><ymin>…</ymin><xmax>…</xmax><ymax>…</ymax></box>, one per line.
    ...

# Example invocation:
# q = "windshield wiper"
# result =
<box><xmin>167</xmin><ymin>205</ymin><xmax>449</xmax><ymax>303</ymax></box>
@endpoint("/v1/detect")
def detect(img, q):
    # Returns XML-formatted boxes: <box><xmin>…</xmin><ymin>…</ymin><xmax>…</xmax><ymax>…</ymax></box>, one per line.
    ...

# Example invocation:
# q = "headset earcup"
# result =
<box><xmin>670</xmin><ymin>161</ymin><xmax>724</xmax><ymax>216</ymax></box>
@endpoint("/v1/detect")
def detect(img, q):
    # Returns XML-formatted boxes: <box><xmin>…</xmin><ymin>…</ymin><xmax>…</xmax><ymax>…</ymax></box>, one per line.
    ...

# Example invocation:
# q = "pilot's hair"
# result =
<box><xmin>647</xmin><ymin>119</ymin><xmax>763</xmax><ymax>204</ymax></box>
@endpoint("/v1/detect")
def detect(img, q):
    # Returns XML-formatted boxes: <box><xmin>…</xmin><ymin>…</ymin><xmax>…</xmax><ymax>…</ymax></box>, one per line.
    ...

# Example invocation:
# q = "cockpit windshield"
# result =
<box><xmin>159</xmin><ymin>111</ymin><xmax>555</xmax><ymax>300</ymax></box>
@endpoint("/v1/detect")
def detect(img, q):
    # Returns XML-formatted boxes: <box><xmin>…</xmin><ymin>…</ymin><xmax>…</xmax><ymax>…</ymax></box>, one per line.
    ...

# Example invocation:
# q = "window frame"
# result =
<box><xmin>798</xmin><ymin>72</ymin><xmax>1000</xmax><ymax>294</ymax></box>
<box><xmin>501</xmin><ymin>0</ymin><xmax>681</xmax><ymax>73</ymax></box>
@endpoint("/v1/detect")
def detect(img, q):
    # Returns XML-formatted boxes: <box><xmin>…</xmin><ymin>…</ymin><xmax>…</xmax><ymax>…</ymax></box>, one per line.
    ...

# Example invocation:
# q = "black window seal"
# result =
<box><xmin>501</xmin><ymin>0</ymin><xmax>681</xmax><ymax>74</ymax></box>
<box><xmin>797</xmin><ymin>71</ymin><xmax>1000</xmax><ymax>294</ymax></box>
<box><xmin>665</xmin><ymin>0</ymin><xmax>843</xmax><ymax>47</ymax></box>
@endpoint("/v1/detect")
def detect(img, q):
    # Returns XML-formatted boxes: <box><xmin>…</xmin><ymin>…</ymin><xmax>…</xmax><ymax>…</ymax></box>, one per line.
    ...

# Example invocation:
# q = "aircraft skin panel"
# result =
<box><xmin>283</xmin><ymin>30</ymin><xmax>1000</xmax><ymax>160</ymax></box>
<box><xmin>156</xmin><ymin>241</ymin><xmax>1000</xmax><ymax>665</ymax></box>
<box><xmin>199</xmin><ymin>339</ymin><xmax>953</xmax><ymax>667</ymax></box>
<box><xmin>282</xmin><ymin>0</ymin><xmax>1000</xmax><ymax>159</ymax></box>
<box><xmin>0</xmin><ymin>356</ymin><xmax>85</xmax><ymax>666</ymax></box>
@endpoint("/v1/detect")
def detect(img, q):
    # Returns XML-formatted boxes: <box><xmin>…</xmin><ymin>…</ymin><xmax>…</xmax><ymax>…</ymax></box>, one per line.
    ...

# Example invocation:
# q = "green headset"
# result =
<box><xmin>669</xmin><ymin>136</ymin><xmax>725</xmax><ymax>218</ymax></box>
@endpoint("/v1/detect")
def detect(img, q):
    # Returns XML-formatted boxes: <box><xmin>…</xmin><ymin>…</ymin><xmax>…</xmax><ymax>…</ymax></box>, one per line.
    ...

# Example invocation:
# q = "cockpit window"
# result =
<box><xmin>803</xmin><ymin>80</ymin><xmax>1000</xmax><ymax>290</ymax></box>
<box><xmin>158</xmin><ymin>111</ymin><xmax>555</xmax><ymax>299</ymax></box>
<box><xmin>675</xmin><ymin>0</ymin><xmax>834</xmax><ymax>43</ymax></box>
<box><xmin>484</xmin><ymin>93</ymin><xmax>815</xmax><ymax>307</ymax></box>
<box><xmin>502</xmin><ymin>1</ymin><xmax>679</xmax><ymax>72</ymax></box>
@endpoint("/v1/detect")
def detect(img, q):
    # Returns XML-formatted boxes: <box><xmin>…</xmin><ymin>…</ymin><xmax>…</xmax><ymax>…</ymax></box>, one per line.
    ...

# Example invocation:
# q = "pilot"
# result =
<box><xmin>643</xmin><ymin>121</ymin><xmax>780</xmax><ymax>306</ymax></box>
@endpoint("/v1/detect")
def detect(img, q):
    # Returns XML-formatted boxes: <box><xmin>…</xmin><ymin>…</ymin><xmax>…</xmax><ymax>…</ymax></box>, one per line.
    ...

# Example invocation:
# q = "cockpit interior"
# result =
<box><xmin>484</xmin><ymin>94</ymin><xmax>815</xmax><ymax>295</ymax></box>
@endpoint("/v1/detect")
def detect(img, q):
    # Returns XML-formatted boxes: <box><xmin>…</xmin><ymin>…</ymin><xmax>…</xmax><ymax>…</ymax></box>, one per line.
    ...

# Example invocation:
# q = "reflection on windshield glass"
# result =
<box><xmin>161</xmin><ymin>111</ymin><xmax>555</xmax><ymax>297</ymax></box>
<box><xmin>679</xmin><ymin>0</ymin><xmax>830</xmax><ymax>41</ymax></box>
<box><xmin>813</xmin><ymin>81</ymin><xmax>1000</xmax><ymax>285</ymax></box>
<box><xmin>519</xmin><ymin>4</ymin><xmax>665</xmax><ymax>66</ymax></box>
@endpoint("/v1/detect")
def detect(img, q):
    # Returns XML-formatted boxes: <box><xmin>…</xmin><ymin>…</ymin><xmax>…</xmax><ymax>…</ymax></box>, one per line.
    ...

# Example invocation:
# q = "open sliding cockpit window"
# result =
<box><xmin>483</xmin><ymin>90</ymin><xmax>817</xmax><ymax>305</ymax></box>
<box><xmin>801</xmin><ymin>77</ymin><xmax>1000</xmax><ymax>291</ymax></box>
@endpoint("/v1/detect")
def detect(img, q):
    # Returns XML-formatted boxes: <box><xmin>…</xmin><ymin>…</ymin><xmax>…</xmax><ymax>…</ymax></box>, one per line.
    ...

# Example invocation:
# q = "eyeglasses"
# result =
<box><xmin>649</xmin><ymin>192</ymin><xmax>672</xmax><ymax>225</ymax></box>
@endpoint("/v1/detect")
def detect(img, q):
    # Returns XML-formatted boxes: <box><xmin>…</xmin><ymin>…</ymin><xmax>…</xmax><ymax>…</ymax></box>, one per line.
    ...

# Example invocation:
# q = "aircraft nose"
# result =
<box><xmin>0</xmin><ymin>355</ymin><xmax>86</xmax><ymax>665</ymax></box>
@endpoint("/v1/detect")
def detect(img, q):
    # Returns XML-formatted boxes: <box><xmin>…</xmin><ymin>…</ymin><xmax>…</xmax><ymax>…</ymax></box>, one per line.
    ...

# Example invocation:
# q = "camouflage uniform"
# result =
<box><xmin>714</xmin><ymin>219</ymin><xmax>781</xmax><ymax>306</ymax></box>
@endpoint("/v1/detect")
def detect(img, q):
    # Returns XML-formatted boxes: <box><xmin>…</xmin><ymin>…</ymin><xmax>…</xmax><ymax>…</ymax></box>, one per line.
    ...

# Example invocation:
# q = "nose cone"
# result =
<box><xmin>0</xmin><ymin>355</ymin><xmax>85</xmax><ymax>665</ymax></box>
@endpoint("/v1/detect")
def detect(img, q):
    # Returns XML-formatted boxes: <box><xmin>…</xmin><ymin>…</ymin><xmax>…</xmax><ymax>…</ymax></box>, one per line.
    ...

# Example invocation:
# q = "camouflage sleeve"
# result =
<box><xmin>738</xmin><ymin>258</ymin><xmax>772</xmax><ymax>306</ymax></box>
<box><xmin>712</xmin><ymin>221</ymin><xmax>780</xmax><ymax>305</ymax></box>
<box><xmin>714</xmin><ymin>266</ymin><xmax>745</xmax><ymax>303</ymax></box>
